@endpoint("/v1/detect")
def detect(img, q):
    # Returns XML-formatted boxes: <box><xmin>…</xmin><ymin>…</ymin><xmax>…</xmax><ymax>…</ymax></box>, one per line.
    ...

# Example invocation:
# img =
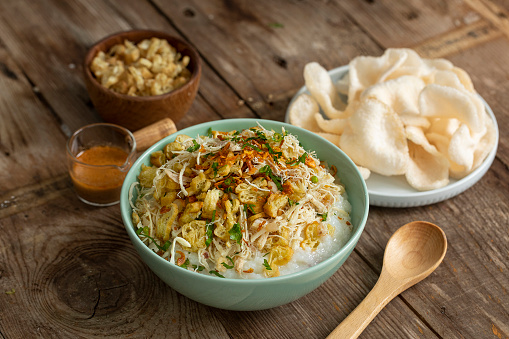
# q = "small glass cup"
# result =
<box><xmin>66</xmin><ymin>123</ymin><xmax>136</xmax><ymax>206</ymax></box>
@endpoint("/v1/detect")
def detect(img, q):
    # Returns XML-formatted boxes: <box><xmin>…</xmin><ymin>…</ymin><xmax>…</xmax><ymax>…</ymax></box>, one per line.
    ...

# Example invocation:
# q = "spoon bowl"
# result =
<box><xmin>328</xmin><ymin>221</ymin><xmax>447</xmax><ymax>339</ymax></box>
<box><xmin>384</xmin><ymin>221</ymin><xmax>447</xmax><ymax>281</ymax></box>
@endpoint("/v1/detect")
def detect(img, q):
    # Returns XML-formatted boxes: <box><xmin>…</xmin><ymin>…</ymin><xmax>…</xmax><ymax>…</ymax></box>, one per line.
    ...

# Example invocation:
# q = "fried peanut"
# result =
<box><xmin>90</xmin><ymin>37</ymin><xmax>191</xmax><ymax>96</ymax></box>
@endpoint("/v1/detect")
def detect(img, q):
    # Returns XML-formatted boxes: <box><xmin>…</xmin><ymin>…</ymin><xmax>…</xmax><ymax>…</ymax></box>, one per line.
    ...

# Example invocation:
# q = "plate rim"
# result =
<box><xmin>285</xmin><ymin>64</ymin><xmax>499</xmax><ymax>207</ymax></box>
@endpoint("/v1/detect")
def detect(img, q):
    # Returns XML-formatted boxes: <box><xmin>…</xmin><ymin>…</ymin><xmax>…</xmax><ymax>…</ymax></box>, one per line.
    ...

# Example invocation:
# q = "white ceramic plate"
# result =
<box><xmin>285</xmin><ymin>65</ymin><xmax>499</xmax><ymax>207</ymax></box>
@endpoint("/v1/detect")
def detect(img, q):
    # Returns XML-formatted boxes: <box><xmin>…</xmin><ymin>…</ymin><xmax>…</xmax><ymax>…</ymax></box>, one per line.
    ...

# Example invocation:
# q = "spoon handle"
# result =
<box><xmin>133</xmin><ymin>118</ymin><xmax>177</xmax><ymax>152</ymax></box>
<box><xmin>327</xmin><ymin>271</ymin><xmax>402</xmax><ymax>339</ymax></box>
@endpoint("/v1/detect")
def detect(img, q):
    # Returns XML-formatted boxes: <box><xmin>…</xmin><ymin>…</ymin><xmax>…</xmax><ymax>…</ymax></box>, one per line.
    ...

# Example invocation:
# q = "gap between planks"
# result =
<box><xmin>412</xmin><ymin>19</ymin><xmax>502</xmax><ymax>58</ymax></box>
<box><xmin>463</xmin><ymin>0</ymin><xmax>509</xmax><ymax>39</ymax></box>
<box><xmin>0</xmin><ymin>174</ymin><xmax>72</xmax><ymax>219</ymax></box>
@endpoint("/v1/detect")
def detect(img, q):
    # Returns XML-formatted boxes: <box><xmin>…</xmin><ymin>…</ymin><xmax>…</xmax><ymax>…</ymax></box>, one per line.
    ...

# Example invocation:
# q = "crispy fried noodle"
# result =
<box><xmin>131</xmin><ymin>125</ymin><xmax>352</xmax><ymax>279</ymax></box>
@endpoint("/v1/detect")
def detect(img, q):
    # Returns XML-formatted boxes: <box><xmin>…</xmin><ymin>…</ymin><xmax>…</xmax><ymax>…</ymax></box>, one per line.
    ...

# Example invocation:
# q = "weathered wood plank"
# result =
<box><xmin>0</xmin><ymin>0</ymin><xmax>247</xmax><ymax>137</ymax></box>
<box><xmin>0</xmin><ymin>175</ymin><xmax>71</xmax><ymax>220</ymax></box>
<box><xmin>0</xmin><ymin>1</ymin><xmax>508</xmax><ymax>339</ymax></box>
<box><xmin>350</xmin><ymin>33</ymin><xmax>509</xmax><ymax>334</ymax></box>
<box><xmin>155</xmin><ymin>2</ymin><xmax>509</xmax><ymax>338</ymax></box>
<box><xmin>0</xmin><ymin>193</ymin><xmax>437</xmax><ymax>339</ymax></box>
<box><xmin>0</xmin><ymin>0</ymin><xmax>104</xmax><ymax>132</ymax></box>
<box><xmin>463</xmin><ymin>0</ymin><xmax>509</xmax><ymax>39</ymax></box>
<box><xmin>354</xmin><ymin>157</ymin><xmax>509</xmax><ymax>338</ymax></box>
<box><xmin>412</xmin><ymin>19</ymin><xmax>502</xmax><ymax>58</ymax></box>
<box><xmin>0</xmin><ymin>193</ymin><xmax>230</xmax><ymax>338</ymax></box>
<box><xmin>153</xmin><ymin>0</ymin><xmax>382</xmax><ymax>121</ymax></box>
<box><xmin>211</xmin><ymin>252</ymin><xmax>438</xmax><ymax>339</ymax></box>
<box><xmin>412</xmin><ymin>38</ymin><xmax>509</xmax><ymax>337</ymax></box>
<box><xmin>338</xmin><ymin>0</ymin><xmax>479</xmax><ymax>48</ymax></box>
<box><xmin>0</xmin><ymin>44</ymin><xmax>68</xmax><ymax>192</ymax></box>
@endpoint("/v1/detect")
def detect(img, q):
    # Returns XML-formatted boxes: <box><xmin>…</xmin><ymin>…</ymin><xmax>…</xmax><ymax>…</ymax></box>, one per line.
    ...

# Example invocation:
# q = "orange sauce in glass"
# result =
<box><xmin>70</xmin><ymin>145</ymin><xmax>131</xmax><ymax>205</ymax></box>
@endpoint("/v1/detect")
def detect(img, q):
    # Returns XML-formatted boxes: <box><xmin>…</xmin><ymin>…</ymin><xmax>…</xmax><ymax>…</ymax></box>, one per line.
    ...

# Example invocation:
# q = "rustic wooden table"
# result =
<box><xmin>0</xmin><ymin>1</ymin><xmax>507</xmax><ymax>338</ymax></box>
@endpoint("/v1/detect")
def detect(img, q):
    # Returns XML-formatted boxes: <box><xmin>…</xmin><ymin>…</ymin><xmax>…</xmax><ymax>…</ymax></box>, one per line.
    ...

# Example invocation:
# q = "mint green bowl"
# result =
<box><xmin>120</xmin><ymin>119</ymin><xmax>368</xmax><ymax>311</ymax></box>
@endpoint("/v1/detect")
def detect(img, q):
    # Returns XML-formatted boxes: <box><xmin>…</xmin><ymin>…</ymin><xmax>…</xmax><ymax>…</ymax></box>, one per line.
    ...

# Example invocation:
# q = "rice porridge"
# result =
<box><xmin>130</xmin><ymin>125</ymin><xmax>352</xmax><ymax>279</ymax></box>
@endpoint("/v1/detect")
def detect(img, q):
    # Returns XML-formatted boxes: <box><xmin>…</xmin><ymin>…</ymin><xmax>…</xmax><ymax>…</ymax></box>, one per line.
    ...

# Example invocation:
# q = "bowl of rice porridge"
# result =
<box><xmin>120</xmin><ymin>119</ymin><xmax>369</xmax><ymax>310</ymax></box>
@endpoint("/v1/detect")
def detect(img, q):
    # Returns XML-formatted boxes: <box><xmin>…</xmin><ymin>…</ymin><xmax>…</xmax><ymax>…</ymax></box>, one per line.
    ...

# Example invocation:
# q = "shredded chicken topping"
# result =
<box><xmin>131</xmin><ymin>125</ymin><xmax>346</xmax><ymax>278</ymax></box>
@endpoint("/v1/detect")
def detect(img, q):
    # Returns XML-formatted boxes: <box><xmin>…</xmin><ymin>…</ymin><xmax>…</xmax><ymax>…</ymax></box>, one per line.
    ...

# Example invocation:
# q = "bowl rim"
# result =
<box><xmin>120</xmin><ymin>118</ymin><xmax>369</xmax><ymax>284</ymax></box>
<box><xmin>83</xmin><ymin>29</ymin><xmax>202</xmax><ymax>102</ymax></box>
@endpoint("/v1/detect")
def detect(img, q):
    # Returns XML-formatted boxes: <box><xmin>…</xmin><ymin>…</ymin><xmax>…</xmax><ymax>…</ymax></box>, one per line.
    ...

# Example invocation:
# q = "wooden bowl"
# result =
<box><xmin>83</xmin><ymin>30</ymin><xmax>201</xmax><ymax>131</ymax></box>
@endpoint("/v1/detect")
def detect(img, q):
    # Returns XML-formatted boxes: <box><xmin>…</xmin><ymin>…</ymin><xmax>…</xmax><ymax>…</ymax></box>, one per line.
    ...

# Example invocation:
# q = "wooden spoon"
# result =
<box><xmin>327</xmin><ymin>221</ymin><xmax>447</xmax><ymax>339</ymax></box>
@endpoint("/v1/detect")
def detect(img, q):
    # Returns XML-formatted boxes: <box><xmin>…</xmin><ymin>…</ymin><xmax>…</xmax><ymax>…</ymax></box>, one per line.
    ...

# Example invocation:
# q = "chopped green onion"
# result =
<box><xmin>272</xmin><ymin>132</ymin><xmax>283</xmax><ymax>142</ymax></box>
<box><xmin>205</xmin><ymin>211</ymin><xmax>216</xmax><ymax>246</ymax></box>
<box><xmin>288</xmin><ymin>198</ymin><xmax>299</xmax><ymax>206</ymax></box>
<box><xmin>259</xmin><ymin>165</ymin><xmax>283</xmax><ymax>191</ymax></box>
<box><xmin>242</xmin><ymin>143</ymin><xmax>262</xmax><ymax>152</ymax></box>
<box><xmin>259</xmin><ymin>165</ymin><xmax>270</xmax><ymax>174</ymax></box>
<box><xmin>186</xmin><ymin>139</ymin><xmax>200</xmax><ymax>152</ymax></box>
<box><xmin>286</xmin><ymin>152</ymin><xmax>307</xmax><ymax>166</ymax></box>
<box><xmin>243</xmin><ymin>204</ymin><xmax>255</xmax><ymax>214</ymax></box>
<box><xmin>228</xmin><ymin>131</ymin><xmax>242</xmax><ymax>142</ymax></box>
<box><xmin>192</xmin><ymin>265</ymin><xmax>205</xmax><ymax>272</ymax></box>
<box><xmin>221</xmin><ymin>256</ymin><xmax>235</xmax><ymax>269</ymax></box>
<box><xmin>250</xmin><ymin>128</ymin><xmax>268</xmax><ymax>140</ymax></box>
<box><xmin>265</xmin><ymin>142</ymin><xmax>282</xmax><ymax>157</ymax></box>
<box><xmin>136</xmin><ymin>227</ymin><xmax>170</xmax><ymax>252</ymax></box>
<box><xmin>318</xmin><ymin>212</ymin><xmax>328</xmax><ymax>221</ymax></box>
<box><xmin>212</xmin><ymin>162</ymin><xmax>218</xmax><ymax>177</ymax></box>
<box><xmin>229</xmin><ymin>223</ymin><xmax>242</xmax><ymax>244</ymax></box>
<box><xmin>269</xmin><ymin>22</ymin><xmax>284</xmax><ymax>28</ymax></box>
<box><xmin>209</xmin><ymin>270</ymin><xmax>225</xmax><ymax>278</ymax></box>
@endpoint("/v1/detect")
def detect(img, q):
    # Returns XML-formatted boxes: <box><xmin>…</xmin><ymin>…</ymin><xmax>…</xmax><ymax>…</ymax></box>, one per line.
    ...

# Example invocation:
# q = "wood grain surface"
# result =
<box><xmin>0</xmin><ymin>1</ymin><xmax>507</xmax><ymax>338</ymax></box>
